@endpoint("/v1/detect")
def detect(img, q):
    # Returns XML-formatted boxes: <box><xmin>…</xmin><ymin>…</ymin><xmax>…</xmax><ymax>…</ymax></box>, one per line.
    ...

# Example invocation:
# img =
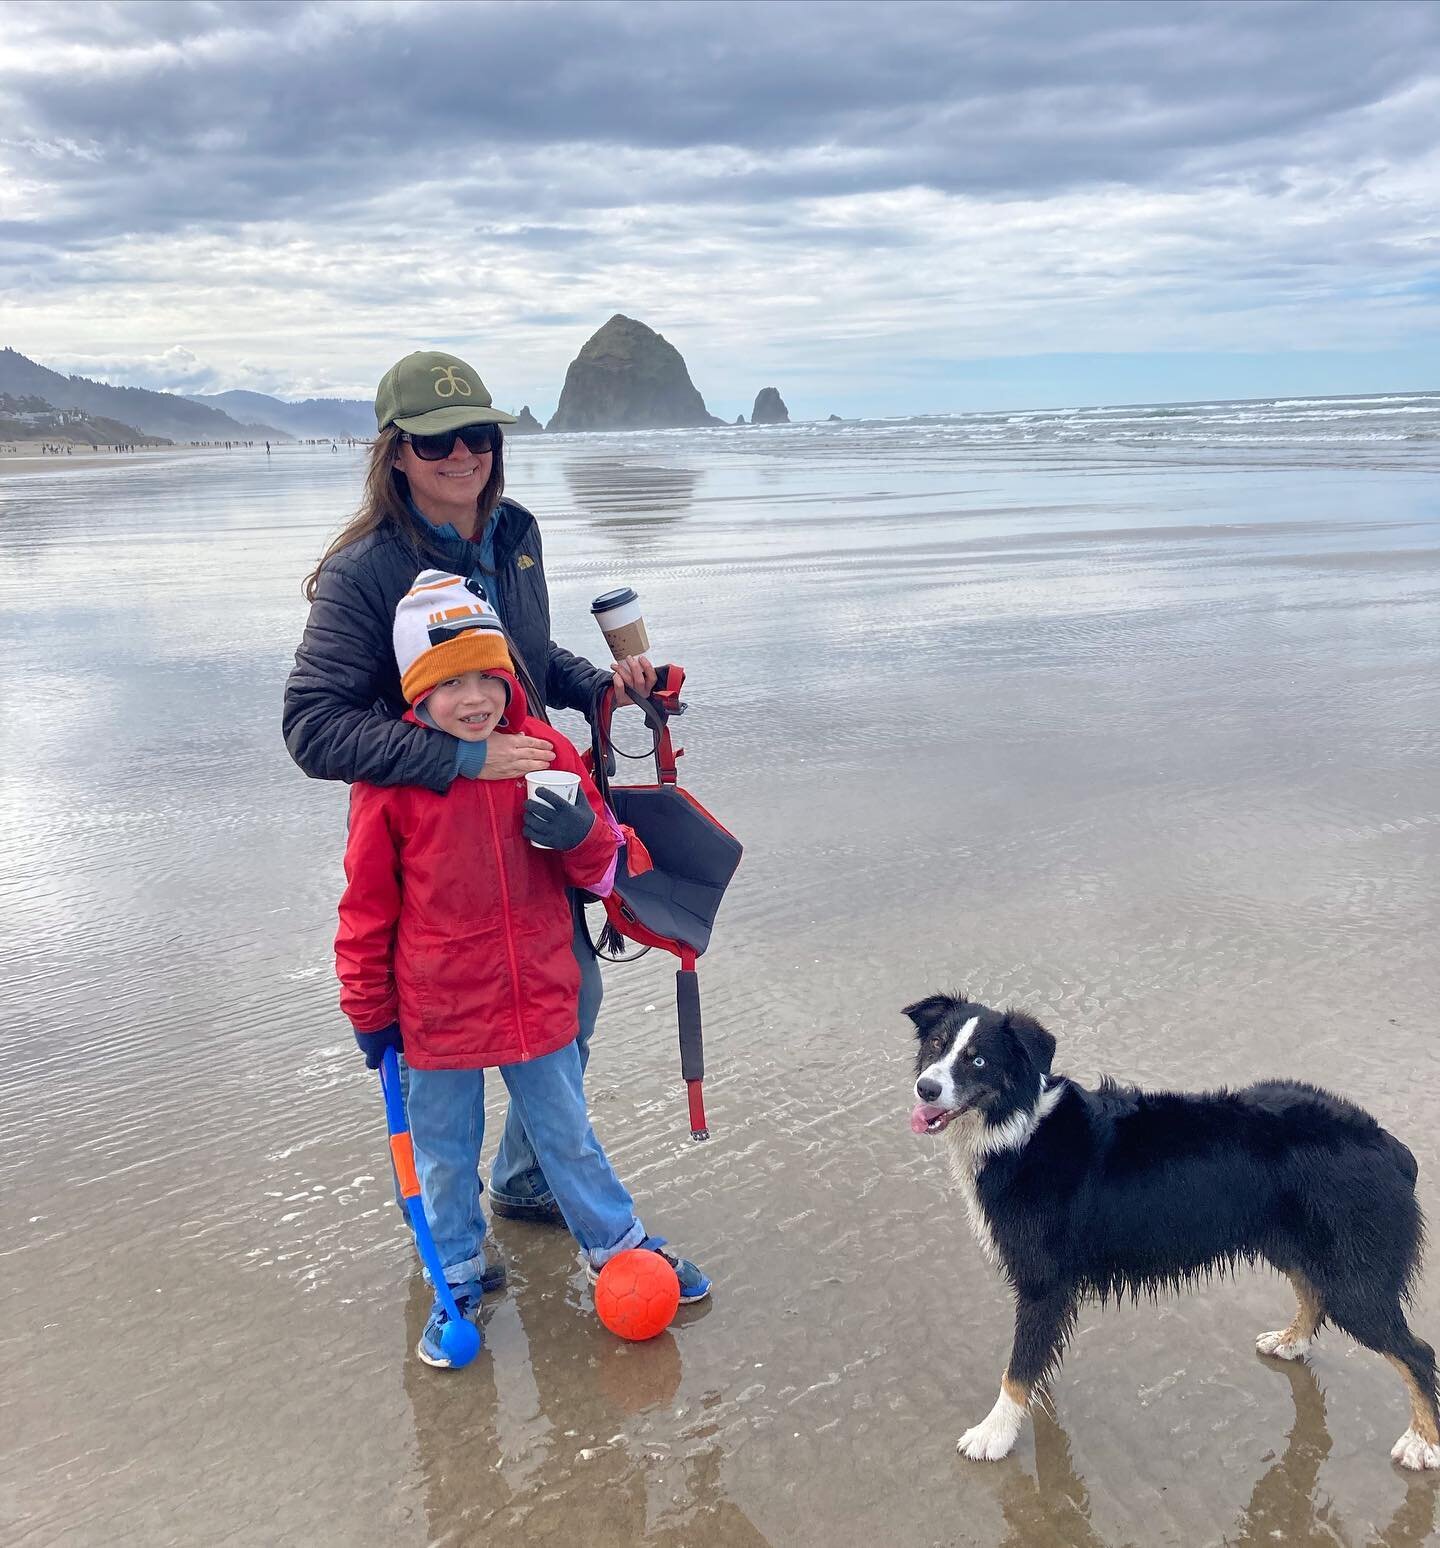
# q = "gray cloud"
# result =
<box><xmin>50</xmin><ymin>345</ymin><xmax>242</xmax><ymax>394</ymax></box>
<box><xmin>5</xmin><ymin>0</ymin><xmax>1438</xmax><ymax>238</ymax></box>
<box><xmin>2</xmin><ymin>0</ymin><xmax>1437</xmax><ymax>411</ymax></box>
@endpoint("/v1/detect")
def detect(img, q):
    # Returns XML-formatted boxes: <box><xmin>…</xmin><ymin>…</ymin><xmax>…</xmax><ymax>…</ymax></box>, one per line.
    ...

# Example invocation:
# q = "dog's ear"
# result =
<box><xmin>1003</xmin><ymin>1010</ymin><xmax>1056</xmax><ymax>1074</ymax></box>
<box><xmin>902</xmin><ymin>994</ymin><xmax>958</xmax><ymax>1037</ymax></box>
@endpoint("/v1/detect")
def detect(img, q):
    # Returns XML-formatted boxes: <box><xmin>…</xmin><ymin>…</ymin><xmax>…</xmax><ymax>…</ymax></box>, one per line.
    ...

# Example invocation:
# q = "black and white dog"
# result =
<box><xmin>907</xmin><ymin>991</ymin><xmax>1440</xmax><ymax>1471</ymax></box>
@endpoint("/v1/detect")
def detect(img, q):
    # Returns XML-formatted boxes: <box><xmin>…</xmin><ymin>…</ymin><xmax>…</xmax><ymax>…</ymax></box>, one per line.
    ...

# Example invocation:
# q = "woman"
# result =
<box><xmin>284</xmin><ymin>348</ymin><xmax>658</xmax><ymax>1225</ymax></box>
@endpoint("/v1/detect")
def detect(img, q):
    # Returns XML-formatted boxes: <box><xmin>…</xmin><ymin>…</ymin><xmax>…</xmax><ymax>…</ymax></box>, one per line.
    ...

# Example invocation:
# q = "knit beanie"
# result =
<box><xmin>394</xmin><ymin>569</ymin><xmax>514</xmax><ymax>706</ymax></box>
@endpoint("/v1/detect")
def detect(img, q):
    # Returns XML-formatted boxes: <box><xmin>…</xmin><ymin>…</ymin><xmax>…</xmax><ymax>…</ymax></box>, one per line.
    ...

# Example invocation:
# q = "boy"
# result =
<box><xmin>336</xmin><ymin>571</ymin><xmax>709</xmax><ymax>1366</ymax></box>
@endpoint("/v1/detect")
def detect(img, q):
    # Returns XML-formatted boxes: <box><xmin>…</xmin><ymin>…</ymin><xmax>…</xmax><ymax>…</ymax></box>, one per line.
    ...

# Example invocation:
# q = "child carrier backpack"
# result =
<box><xmin>583</xmin><ymin>667</ymin><xmax>742</xmax><ymax>1139</ymax></box>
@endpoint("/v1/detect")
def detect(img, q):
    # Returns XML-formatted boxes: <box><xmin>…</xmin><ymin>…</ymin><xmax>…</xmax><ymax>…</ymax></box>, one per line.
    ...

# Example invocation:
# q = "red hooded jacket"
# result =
<box><xmin>335</xmin><ymin>673</ymin><xmax>620</xmax><ymax>1069</ymax></box>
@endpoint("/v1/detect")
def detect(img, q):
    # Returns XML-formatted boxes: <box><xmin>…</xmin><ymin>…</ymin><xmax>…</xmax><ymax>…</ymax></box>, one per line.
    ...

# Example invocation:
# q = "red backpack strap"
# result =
<box><xmin>675</xmin><ymin>951</ymin><xmax>708</xmax><ymax>1140</ymax></box>
<box><xmin>652</xmin><ymin>663</ymin><xmax>685</xmax><ymax>715</ymax></box>
<box><xmin>588</xmin><ymin>667</ymin><xmax>686</xmax><ymax>794</ymax></box>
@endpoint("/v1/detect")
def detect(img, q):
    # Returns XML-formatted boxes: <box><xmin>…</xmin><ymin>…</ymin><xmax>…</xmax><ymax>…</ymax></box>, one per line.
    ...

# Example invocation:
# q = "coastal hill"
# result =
<box><xmin>0</xmin><ymin>348</ymin><xmax>284</xmax><ymax>442</ymax></box>
<box><xmin>0</xmin><ymin>392</ymin><xmax>167</xmax><ymax>448</ymax></box>
<box><xmin>3</xmin><ymin>327</ymin><xmax>787</xmax><ymax>441</ymax></box>
<box><xmin>186</xmin><ymin>389</ymin><xmax>373</xmax><ymax>440</ymax></box>
<box><xmin>547</xmin><ymin>315</ymin><xmax>721</xmax><ymax>432</ymax></box>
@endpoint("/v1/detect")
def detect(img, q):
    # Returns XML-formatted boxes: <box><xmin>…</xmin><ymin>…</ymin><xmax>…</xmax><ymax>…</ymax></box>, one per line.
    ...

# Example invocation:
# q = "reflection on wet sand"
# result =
<box><xmin>1229</xmin><ymin>1358</ymin><xmax>1436</xmax><ymax>1548</ymax></box>
<box><xmin>4</xmin><ymin>424</ymin><xmax>1437</xmax><ymax>1544</ymax></box>
<box><xmin>562</xmin><ymin>457</ymin><xmax>702</xmax><ymax>526</ymax></box>
<box><xmin>994</xmin><ymin>1359</ymin><xmax>1438</xmax><ymax>1548</ymax></box>
<box><xmin>405</xmin><ymin>1260</ymin><xmax>771</xmax><ymax>1548</ymax></box>
<box><xmin>402</xmin><ymin>1264</ymin><xmax>1440</xmax><ymax>1548</ymax></box>
<box><xmin>993</xmin><ymin>1401</ymin><xmax>1114</xmax><ymax>1548</ymax></box>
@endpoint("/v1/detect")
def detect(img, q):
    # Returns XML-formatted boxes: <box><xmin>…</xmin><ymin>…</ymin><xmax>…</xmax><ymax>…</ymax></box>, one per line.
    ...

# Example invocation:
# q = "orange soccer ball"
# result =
<box><xmin>594</xmin><ymin>1249</ymin><xmax>681</xmax><ymax>1341</ymax></box>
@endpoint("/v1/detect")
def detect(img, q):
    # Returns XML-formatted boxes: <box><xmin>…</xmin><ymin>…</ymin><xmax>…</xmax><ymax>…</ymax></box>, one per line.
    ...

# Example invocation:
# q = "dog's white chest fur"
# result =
<box><xmin>945</xmin><ymin>1116</ymin><xmax>1003</xmax><ymax>1266</ymax></box>
<box><xmin>943</xmin><ymin>1080</ymin><xmax>1064</xmax><ymax>1268</ymax></box>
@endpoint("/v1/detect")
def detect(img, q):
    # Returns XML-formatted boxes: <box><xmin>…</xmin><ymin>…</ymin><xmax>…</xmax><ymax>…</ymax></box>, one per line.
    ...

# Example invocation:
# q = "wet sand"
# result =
<box><xmin>0</xmin><ymin>442</ymin><xmax>248</xmax><ymax>476</ymax></box>
<box><xmin>1</xmin><ymin>420</ymin><xmax>1438</xmax><ymax>1545</ymax></box>
<box><xmin>0</xmin><ymin>441</ymin><xmax>354</xmax><ymax>477</ymax></box>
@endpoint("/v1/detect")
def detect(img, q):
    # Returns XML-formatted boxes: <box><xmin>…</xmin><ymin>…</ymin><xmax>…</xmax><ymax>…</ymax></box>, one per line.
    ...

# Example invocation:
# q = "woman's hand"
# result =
<box><xmin>611</xmin><ymin>655</ymin><xmax>659</xmax><ymax>707</ymax></box>
<box><xmin>478</xmin><ymin>734</ymin><xmax>556</xmax><ymax>781</ymax></box>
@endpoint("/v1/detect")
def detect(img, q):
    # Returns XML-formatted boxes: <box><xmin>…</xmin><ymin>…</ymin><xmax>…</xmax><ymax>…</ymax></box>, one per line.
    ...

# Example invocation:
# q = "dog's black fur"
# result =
<box><xmin>907</xmin><ymin>992</ymin><xmax>1440</xmax><ymax>1468</ymax></box>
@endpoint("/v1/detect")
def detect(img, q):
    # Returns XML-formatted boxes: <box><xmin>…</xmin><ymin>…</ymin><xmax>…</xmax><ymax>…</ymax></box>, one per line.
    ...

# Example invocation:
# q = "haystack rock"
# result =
<box><xmin>509</xmin><ymin>405</ymin><xmax>544</xmax><ymax>434</ymax></box>
<box><xmin>546</xmin><ymin>315</ymin><xmax>720</xmax><ymax>431</ymax></box>
<box><xmin>750</xmin><ymin>387</ymin><xmax>789</xmax><ymax>424</ymax></box>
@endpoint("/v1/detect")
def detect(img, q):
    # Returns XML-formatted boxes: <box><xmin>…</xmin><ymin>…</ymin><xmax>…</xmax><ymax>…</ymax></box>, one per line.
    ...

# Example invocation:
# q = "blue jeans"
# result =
<box><xmin>406</xmin><ymin>1040</ymin><xmax>645</xmax><ymax>1286</ymax></box>
<box><xmin>490</xmin><ymin>908</ymin><xmax>602</xmax><ymax>1208</ymax></box>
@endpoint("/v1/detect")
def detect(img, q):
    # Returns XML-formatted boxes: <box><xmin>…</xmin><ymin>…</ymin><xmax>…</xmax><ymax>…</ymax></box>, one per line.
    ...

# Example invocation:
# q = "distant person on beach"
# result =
<box><xmin>284</xmin><ymin>348</ymin><xmax>668</xmax><ymax>1228</ymax></box>
<box><xmin>336</xmin><ymin>577</ymin><xmax>708</xmax><ymax>1363</ymax></box>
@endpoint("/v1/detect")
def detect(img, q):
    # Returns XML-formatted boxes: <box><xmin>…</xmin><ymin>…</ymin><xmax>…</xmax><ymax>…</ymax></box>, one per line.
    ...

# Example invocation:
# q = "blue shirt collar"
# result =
<box><xmin>406</xmin><ymin>494</ymin><xmax>465</xmax><ymax>544</ymax></box>
<box><xmin>406</xmin><ymin>495</ymin><xmax>497</xmax><ymax>559</ymax></box>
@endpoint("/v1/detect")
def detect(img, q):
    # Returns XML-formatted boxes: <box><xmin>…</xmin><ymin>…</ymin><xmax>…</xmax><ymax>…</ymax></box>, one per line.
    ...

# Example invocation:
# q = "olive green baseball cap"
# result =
<box><xmin>374</xmin><ymin>350</ymin><xmax>518</xmax><ymax>433</ymax></box>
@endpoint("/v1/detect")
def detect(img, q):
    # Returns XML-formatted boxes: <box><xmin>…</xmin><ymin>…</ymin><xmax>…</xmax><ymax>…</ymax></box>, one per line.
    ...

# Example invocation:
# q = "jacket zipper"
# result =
<box><xmin>482</xmin><ymin>781</ymin><xmax>529</xmax><ymax>1058</ymax></box>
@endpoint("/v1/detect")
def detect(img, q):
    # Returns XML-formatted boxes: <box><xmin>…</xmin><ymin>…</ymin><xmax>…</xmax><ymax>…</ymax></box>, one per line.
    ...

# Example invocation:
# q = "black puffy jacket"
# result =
<box><xmin>283</xmin><ymin>497</ymin><xmax>608</xmax><ymax>792</ymax></box>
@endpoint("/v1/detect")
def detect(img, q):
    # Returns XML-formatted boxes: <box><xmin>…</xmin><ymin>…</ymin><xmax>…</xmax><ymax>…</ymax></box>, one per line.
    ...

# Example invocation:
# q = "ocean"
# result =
<box><xmin>2</xmin><ymin>391</ymin><xmax>1438</xmax><ymax>1545</ymax></box>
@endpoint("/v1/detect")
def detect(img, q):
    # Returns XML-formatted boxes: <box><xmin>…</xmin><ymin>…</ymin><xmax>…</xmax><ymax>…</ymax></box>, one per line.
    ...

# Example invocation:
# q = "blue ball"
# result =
<box><xmin>440</xmin><ymin>1317</ymin><xmax>482</xmax><ymax>1368</ymax></box>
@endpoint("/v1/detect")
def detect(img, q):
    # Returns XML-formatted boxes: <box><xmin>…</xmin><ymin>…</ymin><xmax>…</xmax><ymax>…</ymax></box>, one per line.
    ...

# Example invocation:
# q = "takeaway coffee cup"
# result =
<box><xmin>591</xmin><ymin>586</ymin><xmax>650</xmax><ymax>661</ymax></box>
<box><xmin>524</xmin><ymin>770</ymin><xmax>582</xmax><ymax>848</ymax></box>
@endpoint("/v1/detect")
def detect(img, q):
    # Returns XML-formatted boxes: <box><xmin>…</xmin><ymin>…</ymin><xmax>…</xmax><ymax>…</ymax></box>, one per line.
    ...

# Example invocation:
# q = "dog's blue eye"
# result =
<box><xmin>973</xmin><ymin>1056</ymin><xmax>985</xmax><ymax>1068</ymax></box>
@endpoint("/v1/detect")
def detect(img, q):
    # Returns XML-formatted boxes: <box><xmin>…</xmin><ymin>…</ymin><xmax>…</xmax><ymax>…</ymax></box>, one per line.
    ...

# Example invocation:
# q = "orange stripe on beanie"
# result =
<box><xmin>394</xmin><ymin>570</ymin><xmax>514</xmax><ymax>705</ymax></box>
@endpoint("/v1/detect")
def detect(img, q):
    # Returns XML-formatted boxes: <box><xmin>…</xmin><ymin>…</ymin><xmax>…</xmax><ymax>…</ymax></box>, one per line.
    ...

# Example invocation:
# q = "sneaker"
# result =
<box><xmin>417</xmin><ymin>1282</ymin><xmax>484</xmax><ymax>1369</ymax></box>
<box><xmin>490</xmin><ymin>1193</ymin><xmax>565</xmax><ymax>1226</ymax></box>
<box><xmin>587</xmin><ymin>1236</ymin><xmax>711</xmax><ymax>1304</ymax></box>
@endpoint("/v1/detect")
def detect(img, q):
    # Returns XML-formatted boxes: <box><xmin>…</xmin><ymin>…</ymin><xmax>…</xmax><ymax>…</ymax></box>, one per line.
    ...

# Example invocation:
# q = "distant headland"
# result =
<box><xmin>0</xmin><ymin>319</ymin><xmax>804</xmax><ymax>442</ymax></box>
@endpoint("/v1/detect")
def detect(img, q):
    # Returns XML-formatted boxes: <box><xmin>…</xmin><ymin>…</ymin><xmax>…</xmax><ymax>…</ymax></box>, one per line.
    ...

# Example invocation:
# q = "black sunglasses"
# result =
<box><xmin>401</xmin><ymin>424</ymin><xmax>500</xmax><ymax>461</ymax></box>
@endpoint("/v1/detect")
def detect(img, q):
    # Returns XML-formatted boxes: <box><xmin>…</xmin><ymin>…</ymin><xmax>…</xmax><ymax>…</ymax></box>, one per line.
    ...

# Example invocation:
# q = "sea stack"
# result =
<box><xmin>750</xmin><ymin>387</ymin><xmax>790</xmax><ymax>424</ymax></box>
<box><xmin>509</xmin><ymin>405</ymin><xmax>544</xmax><ymax>434</ymax></box>
<box><xmin>547</xmin><ymin>315</ymin><xmax>719</xmax><ymax>431</ymax></box>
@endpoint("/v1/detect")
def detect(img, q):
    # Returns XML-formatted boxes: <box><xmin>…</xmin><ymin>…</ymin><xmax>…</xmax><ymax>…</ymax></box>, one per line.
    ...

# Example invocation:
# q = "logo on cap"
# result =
<box><xmin>431</xmin><ymin>365</ymin><xmax>473</xmax><ymax>399</ymax></box>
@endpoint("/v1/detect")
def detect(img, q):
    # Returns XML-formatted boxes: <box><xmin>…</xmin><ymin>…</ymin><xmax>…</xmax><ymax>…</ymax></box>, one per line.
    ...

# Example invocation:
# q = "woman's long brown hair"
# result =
<box><xmin>302</xmin><ymin>425</ymin><xmax>506</xmax><ymax>600</ymax></box>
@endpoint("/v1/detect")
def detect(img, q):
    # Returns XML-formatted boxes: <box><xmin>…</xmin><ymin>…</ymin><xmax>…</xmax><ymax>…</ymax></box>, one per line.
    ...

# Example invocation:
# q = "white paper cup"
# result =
<box><xmin>525</xmin><ymin>770</ymin><xmax>582</xmax><ymax>848</ymax></box>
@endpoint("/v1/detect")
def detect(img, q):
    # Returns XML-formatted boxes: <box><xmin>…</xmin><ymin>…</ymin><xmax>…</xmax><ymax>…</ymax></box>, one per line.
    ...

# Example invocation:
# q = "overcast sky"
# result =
<box><xmin>2</xmin><ymin>0</ymin><xmax>1437</xmax><ymax>417</ymax></box>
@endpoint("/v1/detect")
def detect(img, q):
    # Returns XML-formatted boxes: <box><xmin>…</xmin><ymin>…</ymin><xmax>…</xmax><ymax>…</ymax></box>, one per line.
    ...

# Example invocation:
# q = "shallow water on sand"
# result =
<box><xmin>2</xmin><ymin>408</ymin><xmax>1439</xmax><ymax>1546</ymax></box>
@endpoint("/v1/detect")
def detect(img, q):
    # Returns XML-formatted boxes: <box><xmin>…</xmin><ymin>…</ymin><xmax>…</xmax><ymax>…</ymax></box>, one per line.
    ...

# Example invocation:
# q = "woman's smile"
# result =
<box><xmin>395</xmin><ymin>435</ymin><xmax>495</xmax><ymax>529</ymax></box>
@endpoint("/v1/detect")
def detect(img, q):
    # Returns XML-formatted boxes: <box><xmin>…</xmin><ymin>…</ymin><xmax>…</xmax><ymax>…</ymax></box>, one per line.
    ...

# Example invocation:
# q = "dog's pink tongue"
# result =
<box><xmin>911</xmin><ymin>1102</ymin><xmax>947</xmax><ymax>1135</ymax></box>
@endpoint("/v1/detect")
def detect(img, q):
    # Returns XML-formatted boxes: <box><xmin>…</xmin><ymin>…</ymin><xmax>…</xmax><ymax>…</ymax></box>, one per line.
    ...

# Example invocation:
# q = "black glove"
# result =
<box><xmin>354</xmin><ymin>1022</ymin><xmax>403</xmax><ymax>1069</ymax></box>
<box><xmin>523</xmin><ymin>788</ymin><xmax>595</xmax><ymax>852</ymax></box>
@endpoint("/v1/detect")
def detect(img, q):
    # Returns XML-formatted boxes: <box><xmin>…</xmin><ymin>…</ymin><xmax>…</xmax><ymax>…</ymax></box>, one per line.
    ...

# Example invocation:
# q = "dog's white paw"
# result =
<box><xmin>1390</xmin><ymin>1428</ymin><xmax>1440</xmax><ymax>1471</ymax></box>
<box><xmin>1255</xmin><ymin>1330</ymin><xmax>1310</xmax><ymax>1360</ymax></box>
<box><xmin>957</xmin><ymin>1421</ymin><xmax>1018</xmax><ymax>1461</ymax></box>
<box><xmin>956</xmin><ymin>1392</ymin><xmax>1026</xmax><ymax>1461</ymax></box>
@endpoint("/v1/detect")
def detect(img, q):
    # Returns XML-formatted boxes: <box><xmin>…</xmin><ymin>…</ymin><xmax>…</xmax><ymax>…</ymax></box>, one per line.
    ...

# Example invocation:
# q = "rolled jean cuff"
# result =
<box><xmin>487</xmin><ymin>1182</ymin><xmax>556</xmax><ymax>1210</ymax></box>
<box><xmin>585</xmin><ymin>1218</ymin><xmax>646</xmax><ymax>1270</ymax></box>
<box><xmin>424</xmin><ymin>1250</ymin><xmax>487</xmax><ymax>1290</ymax></box>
